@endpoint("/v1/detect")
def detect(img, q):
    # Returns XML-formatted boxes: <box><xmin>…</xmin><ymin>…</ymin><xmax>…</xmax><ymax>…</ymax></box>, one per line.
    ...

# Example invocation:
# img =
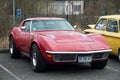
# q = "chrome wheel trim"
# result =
<box><xmin>32</xmin><ymin>52</ymin><xmax>37</xmax><ymax>67</ymax></box>
<box><xmin>10</xmin><ymin>42</ymin><xmax>13</xmax><ymax>54</ymax></box>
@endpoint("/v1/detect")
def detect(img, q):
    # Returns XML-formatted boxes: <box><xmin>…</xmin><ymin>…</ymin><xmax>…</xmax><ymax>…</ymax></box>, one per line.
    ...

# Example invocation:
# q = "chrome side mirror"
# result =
<box><xmin>73</xmin><ymin>25</ymin><xmax>77</xmax><ymax>29</ymax></box>
<box><xmin>20</xmin><ymin>26</ymin><xmax>26</xmax><ymax>30</ymax></box>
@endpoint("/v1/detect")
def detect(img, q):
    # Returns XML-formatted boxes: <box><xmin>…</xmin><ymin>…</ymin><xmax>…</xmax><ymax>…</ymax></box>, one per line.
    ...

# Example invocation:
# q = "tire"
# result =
<box><xmin>31</xmin><ymin>44</ymin><xmax>48</xmax><ymax>72</ymax></box>
<box><xmin>9</xmin><ymin>36</ymin><xmax>21</xmax><ymax>58</ymax></box>
<box><xmin>118</xmin><ymin>50</ymin><xmax>120</xmax><ymax>61</ymax></box>
<box><xmin>90</xmin><ymin>59</ymin><xmax>108</xmax><ymax>69</ymax></box>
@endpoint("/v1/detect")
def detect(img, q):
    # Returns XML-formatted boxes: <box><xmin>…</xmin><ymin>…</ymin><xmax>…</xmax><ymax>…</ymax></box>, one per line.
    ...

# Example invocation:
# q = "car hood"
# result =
<box><xmin>37</xmin><ymin>31</ymin><xmax>94</xmax><ymax>43</ymax></box>
<box><xmin>34</xmin><ymin>31</ymin><xmax>109</xmax><ymax>51</ymax></box>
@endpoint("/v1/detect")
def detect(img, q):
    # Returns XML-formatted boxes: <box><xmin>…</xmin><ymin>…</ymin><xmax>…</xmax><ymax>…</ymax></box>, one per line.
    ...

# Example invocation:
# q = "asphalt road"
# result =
<box><xmin>0</xmin><ymin>53</ymin><xmax>120</xmax><ymax>80</ymax></box>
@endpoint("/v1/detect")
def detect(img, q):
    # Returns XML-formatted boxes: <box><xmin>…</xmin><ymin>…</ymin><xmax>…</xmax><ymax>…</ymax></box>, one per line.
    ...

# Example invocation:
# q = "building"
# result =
<box><xmin>49</xmin><ymin>0</ymin><xmax>84</xmax><ymax>15</ymax></box>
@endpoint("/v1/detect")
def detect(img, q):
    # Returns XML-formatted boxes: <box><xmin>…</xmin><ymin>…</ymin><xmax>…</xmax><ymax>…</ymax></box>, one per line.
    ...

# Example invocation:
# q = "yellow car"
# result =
<box><xmin>84</xmin><ymin>15</ymin><xmax>120</xmax><ymax>61</ymax></box>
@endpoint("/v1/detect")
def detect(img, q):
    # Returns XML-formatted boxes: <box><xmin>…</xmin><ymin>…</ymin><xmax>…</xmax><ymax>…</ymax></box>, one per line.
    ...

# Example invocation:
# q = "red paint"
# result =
<box><xmin>10</xmin><ymin>17</ymin><xmax>111</xmax><ymax>64</ymax></box>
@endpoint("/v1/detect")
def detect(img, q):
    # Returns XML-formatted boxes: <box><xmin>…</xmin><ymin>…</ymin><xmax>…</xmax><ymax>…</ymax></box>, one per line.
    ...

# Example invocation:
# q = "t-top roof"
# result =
<box><xmin>25</xmin><ymin>17</ymin><xmax>65</xmax><ymax>21</ymax></box>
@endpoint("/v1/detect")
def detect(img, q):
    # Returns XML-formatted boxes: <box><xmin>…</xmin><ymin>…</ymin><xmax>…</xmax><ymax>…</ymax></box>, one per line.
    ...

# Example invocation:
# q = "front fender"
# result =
<box><xmin>9</xmin><ymin>27</ymin><xmax>17</xmax><ymax>39</ymax></box>
<box><xmin>87</xmin><ymin>33</ymin><xmax>110</xmax><ymax>49</ymax></box>
<box><xmin>32</xmin><ymin>35</ymin><xmax>55</xmax><ymax>63</ymax></box>
<box><xmin>9</xmin><ymin>27</ymin><xmax>21</xmax><ymax>50</ymax></box>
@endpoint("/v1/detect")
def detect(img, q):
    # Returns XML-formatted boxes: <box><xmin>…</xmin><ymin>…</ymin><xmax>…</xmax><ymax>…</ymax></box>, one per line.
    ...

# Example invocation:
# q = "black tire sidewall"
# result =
<box><xmin>118</xmin><ymin>50</ymin><xmax>120</xmax><ymax>61</ymax></box>
<box><xmin>31</xmin><ymin>44</ymin><xmax>47</xmax><ymax>72</ymax></box>
<box><xmin>9</xmin><ymin>36</ymin><xmax>20</xmax><ymax>58</ymax></box>
<box><xmin>90</xmin><ymin>59</ymin><xmax>107</xmax><ymax>69</ymax></box>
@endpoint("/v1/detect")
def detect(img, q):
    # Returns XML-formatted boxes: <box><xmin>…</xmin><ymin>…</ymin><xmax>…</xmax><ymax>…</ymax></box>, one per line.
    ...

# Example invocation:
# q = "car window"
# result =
<box><xmin>23</xmin><ymin>21</ymin><xmax>31</xmax><ymax>32</ymax></box>
<box><xmin>31</xmin><ymin>20</ymin><xmax>74</xmax><ymax>31</ymax></box>
<box><xmin>95</xmin><ymin>19</ymin><xmax>107</xmax><ymax>30</ymax></box>
<box><xmin>106</xmin><ymin>20</ymin><xmax>118</xmax><ymax>32</ymax></box>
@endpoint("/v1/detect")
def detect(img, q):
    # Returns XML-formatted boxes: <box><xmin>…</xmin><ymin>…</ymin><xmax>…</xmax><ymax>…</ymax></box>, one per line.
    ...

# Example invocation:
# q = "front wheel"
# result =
<box><xmin>31</xmin><ymin>44</ymin><xmax>48</xmax><ymax>72</ymax></box>
<box><xmin>90</xmin><ymin>59</ymin><xmax>108</xmax><ymax>69</ymax></box>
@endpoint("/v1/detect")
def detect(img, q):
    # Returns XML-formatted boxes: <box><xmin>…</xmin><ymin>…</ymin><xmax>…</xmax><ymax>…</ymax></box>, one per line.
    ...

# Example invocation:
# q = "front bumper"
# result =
<box><xmin>46</xmin><ymin>49</ymin><xmax>112</xmax><ymax>63</ymax></box>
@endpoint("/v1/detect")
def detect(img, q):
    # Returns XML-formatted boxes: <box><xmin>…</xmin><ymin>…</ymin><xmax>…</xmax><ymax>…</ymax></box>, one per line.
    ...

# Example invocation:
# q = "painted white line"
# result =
<box><xmin>0</xmin><ymin>64</ymin><xmax>21</xmax><ymax>80</ymax></box>
<box><xmin>106</xmin><ymin>66</ymin><xmax>120</xmax><ymax>73</ymax></box>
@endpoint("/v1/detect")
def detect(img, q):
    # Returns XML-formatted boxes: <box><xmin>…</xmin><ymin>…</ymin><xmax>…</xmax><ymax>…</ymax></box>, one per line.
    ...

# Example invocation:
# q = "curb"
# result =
<box><xmin>0</xmin><ymin>49</ymin><xmax>9</xmax><ymax>53</ymax></box>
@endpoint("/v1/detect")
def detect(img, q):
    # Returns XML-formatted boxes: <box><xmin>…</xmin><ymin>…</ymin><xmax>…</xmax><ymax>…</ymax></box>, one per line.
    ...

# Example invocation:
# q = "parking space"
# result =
<box><xmin>0</xmin><ymin>53</ymin><xmax>120</xmax><ymax>80</ymax></box>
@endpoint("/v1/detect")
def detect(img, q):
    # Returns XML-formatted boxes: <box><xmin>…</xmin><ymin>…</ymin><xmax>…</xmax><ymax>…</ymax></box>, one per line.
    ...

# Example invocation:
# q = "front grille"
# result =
<box><xmin>93</xmin><ymin>53</ymin><xmax>103</xmax><ymax>59</ymax></box>
<box><xmin>53</xmin><ymin>52</ymin><xmax>109</xmax><ymax>62</ymax></box>
<box><xmin>53</xmin><ymin>54</ymin><xmax>77</xmax><ymax>62</ymax></box>
<box><xmin>92</xmin><ymin>53</ymin><xmax>109</xmax><ymax>60</ymax></box>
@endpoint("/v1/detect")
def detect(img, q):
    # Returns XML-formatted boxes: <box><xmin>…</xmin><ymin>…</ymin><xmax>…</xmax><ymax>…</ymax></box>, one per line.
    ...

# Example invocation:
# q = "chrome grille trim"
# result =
<box><xmin>46</xmin><ymin>50</ymin><xmax>111</xmax><ymax>62</ymax></box>
<box><xmin>46</xmin><ymin>49</ymin><xmax>112</xmax><ymax>54</ymax></box>
<box><xmin>53</xmin><ymin>53</ymin><xmax>110</xmax><ymax>62</ymax></box>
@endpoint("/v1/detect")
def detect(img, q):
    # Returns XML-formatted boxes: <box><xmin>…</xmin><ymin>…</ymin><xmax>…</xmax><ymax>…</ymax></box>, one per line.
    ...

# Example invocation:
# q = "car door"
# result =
<box><xmin>104</xmin><ymin>19</ymin><xmax>119</xmax><ymax>55</ymax></box>
<box><xmin>19</xmin><ymin>20</ymin><xmax>32</xmax><ymax>53</ymax></box>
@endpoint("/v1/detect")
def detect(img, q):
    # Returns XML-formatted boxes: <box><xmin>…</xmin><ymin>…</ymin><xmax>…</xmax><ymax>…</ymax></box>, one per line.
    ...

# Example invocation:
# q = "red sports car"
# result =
<box><xmin>9</xmin><ymin>17</ymin><xmax>111</xmax><ymax>72</ymax></box>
